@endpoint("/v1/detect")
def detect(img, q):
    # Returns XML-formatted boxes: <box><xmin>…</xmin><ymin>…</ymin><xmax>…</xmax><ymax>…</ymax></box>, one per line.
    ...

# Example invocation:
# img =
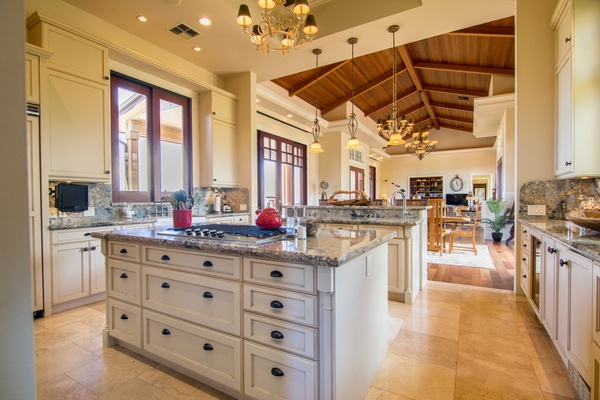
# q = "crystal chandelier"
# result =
<box><xmin>377</xmin><ymin>25</ymin><xmax>415</xmax><ymax>146</ymax></box>
<box><xmin>308</xmin><ymin>48</ymin><xmax>324</xmax><ymax>153</ymax></box>
<box><xmin>405</xmin><ymin>127</ymin><xmax>438</xmax><ymax>160</ymax></box>
<box><xmin>236</xmin><ymin>0</ymin><xmax>318</xmax><ymax>56</ymax></box>
<box><xmin>345</xmin><ymin>37</ymin><xmax>361</xmax><ymax>150</ymax></box>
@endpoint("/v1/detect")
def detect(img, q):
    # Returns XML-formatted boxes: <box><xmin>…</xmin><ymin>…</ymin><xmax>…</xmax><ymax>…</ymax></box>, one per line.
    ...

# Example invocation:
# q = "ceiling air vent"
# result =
<box><xmin>168</xmin><ymin>23</ymin><xmax>200</xmax><ymax>40</ymax></box>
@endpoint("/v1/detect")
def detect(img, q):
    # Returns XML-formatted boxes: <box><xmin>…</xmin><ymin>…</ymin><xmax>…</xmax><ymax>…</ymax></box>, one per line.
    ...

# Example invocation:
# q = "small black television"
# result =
<box><xmin>445</xmin><ymin>193</ymin><xmax>468</xmax><ymax>206</ymax></box>
<box><xmin>56</xmin><ymin>183</ymin><xmax>89</xmax><ymax>212</ymax></box>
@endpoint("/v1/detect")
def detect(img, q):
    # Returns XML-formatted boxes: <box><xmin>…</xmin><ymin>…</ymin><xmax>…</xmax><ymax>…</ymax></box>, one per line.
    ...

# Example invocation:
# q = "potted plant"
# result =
<box><xmin>481</xmin><ymin>198</ymin><xmax>511</xmax><ymax>242</ymax></box>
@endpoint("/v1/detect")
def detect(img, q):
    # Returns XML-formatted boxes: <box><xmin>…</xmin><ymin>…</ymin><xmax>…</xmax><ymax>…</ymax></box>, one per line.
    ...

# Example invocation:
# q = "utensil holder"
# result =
<box><xmin>172</xmin><ymin>209</ymin><xmax>192</xmax><ymax>228</ymax></box>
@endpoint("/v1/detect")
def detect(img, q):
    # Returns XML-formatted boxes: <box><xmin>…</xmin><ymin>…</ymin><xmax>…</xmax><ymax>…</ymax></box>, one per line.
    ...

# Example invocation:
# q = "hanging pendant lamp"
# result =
<box><xmin>345</xmin><ymin>37</ymin><xmax>361</xmax><ymax>150</ymax></box>
<box><xmin>308</xmin><ymin>48</ymin><xmax>324</xmax><ymax>153</ymax></box>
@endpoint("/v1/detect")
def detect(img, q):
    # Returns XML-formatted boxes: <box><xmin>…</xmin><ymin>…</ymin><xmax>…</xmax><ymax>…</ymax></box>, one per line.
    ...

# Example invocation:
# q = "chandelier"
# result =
<box><xmin>377</xmin><ymin>25</ymin><xmax>415</xmax><ymax>146</ymax></box>
<box><xmin>236</xmin><ymin>0</ymin><xmax>318</xmax><ymax>56</ymax></box>
<box><xmin>405</xmin><ymin>127</ymin><xmax>438</xmax><ymax>160</ymax></box>
<box><xmin>345</xmin><ymin>37</ymin><xmax>361</xmax><ymax>150</ymax></box>
<box><xmin>308</xmin><ymin>48</ymin><xmax>323</xmax><ymax>153</ymax></box>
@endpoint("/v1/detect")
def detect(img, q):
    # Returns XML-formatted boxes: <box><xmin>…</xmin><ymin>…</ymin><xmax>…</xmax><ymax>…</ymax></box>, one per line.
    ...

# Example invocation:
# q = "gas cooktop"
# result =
<box><xmin>157</xmin><ymin>224</ymin><xmax>287</xmax><ymax>245</ymax></box>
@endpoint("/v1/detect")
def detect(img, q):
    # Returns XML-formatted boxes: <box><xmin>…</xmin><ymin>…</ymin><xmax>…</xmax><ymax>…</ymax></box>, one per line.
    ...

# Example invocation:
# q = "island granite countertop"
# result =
<box><xmin>520</xmin><ymin>216</ymin><xmax>600</xmax><ymax>261</ymax></box>
<box><xmin>92</xmin><ymin>226</ymin><xmax>397</xmax><ymax>267</ymax></box>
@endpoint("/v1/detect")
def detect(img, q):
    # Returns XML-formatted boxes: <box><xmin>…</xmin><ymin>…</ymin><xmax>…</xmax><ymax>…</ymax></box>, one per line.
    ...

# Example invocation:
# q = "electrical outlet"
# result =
<box><xmin>240</xmin><ymin>204</ymin><xmax>247</xmax><ymax>211</ymax></box>
<box><xmin>83</xmin><ymin>207</ymin><xmax>95</xmax><ymax>217</ymax></box>
<box><xmin>527</xmin><ymin>205</ymin><xmax>546</xmax><ymax>216</ymax></box>
<box><xmin>366</xmin><ymin>255</ymin><xmax>372</xmax><ymax>277</ymax></box>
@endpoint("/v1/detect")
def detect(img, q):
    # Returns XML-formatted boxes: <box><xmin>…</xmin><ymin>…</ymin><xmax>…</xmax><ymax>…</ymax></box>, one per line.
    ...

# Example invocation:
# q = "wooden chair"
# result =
<box><xmin>427</xmin><ymin>198</ymin><xmax>448</xmax><ymax>256</ymax></box>
<box><xmin>406</xmin><ymin>199</ymin><xmax>429</xmax><ymax>206</ymax></box>
<box><xmin>449</xmin><ymin>207</ymin><xmax>479</xmax><ymax>255</ymax></box>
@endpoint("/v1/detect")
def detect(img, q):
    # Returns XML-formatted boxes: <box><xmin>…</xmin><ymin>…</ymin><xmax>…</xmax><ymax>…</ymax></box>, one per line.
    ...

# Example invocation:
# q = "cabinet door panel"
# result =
<box><xmin>541</xmin><ymin>236</ymin><xmax>556</xmax><ymax>337</ymax></box>
<box><xmin>212</xmin><ymin>120</ymin><xmax>236</xmax><ymax>186</ymax></box>
<box><xmin>555</xmin><ymin>54</ymin><xmax>573</xmax><ymax>176</ymax></box>
<box><xmin>89</xmin><ymin>240</ymin><xmax>105</xmax><ymax>295</ymax></box>
<box><xmin>51</xmin><ymin>243</ymin><xmax>89</xmax><ymax>304</ymax></box>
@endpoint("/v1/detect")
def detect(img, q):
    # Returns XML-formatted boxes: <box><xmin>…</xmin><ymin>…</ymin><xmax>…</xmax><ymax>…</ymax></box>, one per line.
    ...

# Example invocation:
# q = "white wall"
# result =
<box><xmin>0</xmin><ymin>0</ymin><xmax>37</xmax><ymax>397</ymax></box>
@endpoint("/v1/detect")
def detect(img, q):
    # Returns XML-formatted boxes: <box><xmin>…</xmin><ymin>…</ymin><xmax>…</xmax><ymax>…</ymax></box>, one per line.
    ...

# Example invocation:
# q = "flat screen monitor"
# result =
<box><xmin>56</xmin><ymin>183</ymin><xmax>89</xmax><ymax>212</ymax></box>
<box><xmin>445</xmin><ymin>193</ymin><xmax>468</xmax><ymax>206</ymax></box>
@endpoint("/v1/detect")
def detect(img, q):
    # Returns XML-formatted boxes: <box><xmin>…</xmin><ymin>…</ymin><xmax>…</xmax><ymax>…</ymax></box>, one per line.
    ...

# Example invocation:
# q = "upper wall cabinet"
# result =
<box><xmin>27</xmin><ymin>13</ymin><xmax>111</xmax><ymax>182</ymax></box>
<box><xmin>551</xmin><ymin>0</ymin><xmax>600</xmax><ymax>179</ymax></box>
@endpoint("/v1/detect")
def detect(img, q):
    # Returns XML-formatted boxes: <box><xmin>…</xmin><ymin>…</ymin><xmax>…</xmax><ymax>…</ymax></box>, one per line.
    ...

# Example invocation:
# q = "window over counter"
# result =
<box><xmin>110</xmin><ymin>73</ymin><xmax>192</xmax><ymax>202</ymax></box>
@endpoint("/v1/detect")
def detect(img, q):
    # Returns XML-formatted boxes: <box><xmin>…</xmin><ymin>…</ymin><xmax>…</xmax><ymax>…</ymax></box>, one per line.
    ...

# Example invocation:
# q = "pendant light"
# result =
<box><xmin>345</xmin><ymin>37</ymin><xmax>361</xmax><ymax>150</ymax></box>
<box><xmin>308</xmin><ymin>48</ymin><xmax>324</xmax><ymax>153</ymax></box>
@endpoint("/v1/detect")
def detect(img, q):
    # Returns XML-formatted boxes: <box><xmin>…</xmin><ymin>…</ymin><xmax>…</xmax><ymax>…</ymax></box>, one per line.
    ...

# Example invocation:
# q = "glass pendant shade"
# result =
<box><xmin>309</xmin><ymin>142</ymin><xmax>324</xmax><ymax>153</ymax></box>
<box><xmin>387</xmin><ymin>132</ymin><xmax>405</xmax><ymax>146</ymax></box>
<box><xmin>345</xmin><ymin>137</ymin><xmax>361</xmax><ymax>150</ymax></box>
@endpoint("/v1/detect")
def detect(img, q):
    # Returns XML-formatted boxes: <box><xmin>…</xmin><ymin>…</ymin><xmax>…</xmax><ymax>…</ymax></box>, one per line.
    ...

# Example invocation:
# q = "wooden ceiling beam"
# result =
<box><xmin>288</xmin><ymin>61</ymin><xmax>349</xmax><ymax>97</ymax></box>
<box><xmin>397</xmin><ymin>45</ymin><xmax>440</xmax><ymax>129</ymax></box>
<box><xmin>422</xmin><ymin>85</ymin><xmax>488</xmax><ymax>98</ymax></box>
<box><xmin>414</xmin><ymin>62</ymin><xmax>514</xmax><ymax>76</ymax></box>
<box><xmin>396</xmin><ymin>104</ymin><xmax>426</xmax><ymax>120</ymax></box>
<box><xmin>439</xmin><ymin>123</ymin><xmax>474</xmax><ymax>133</ymax></box>
<box><xmin>437</xmin><ymin>115</ymin><xmax>474</xmax><ymax>124</ymax></box>
<box><xmin>430</xmin><ymin>101</ymin><xmax>474</xmax><ymax>113</ymax></box>
<box><xmin>363</xmin><ymin>87</ymin><xmax>417</xmax><ymax>117</ymax></box>
<box><xmin>447</xmin><ymin>26</ymin><xmax>514</xmax><ymax>37</ymax></box>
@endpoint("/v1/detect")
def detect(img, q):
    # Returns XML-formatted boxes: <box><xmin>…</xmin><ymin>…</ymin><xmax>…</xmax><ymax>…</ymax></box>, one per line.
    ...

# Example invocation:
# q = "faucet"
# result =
<box><xmin>390</xmin><ymin>188</ymin><xmax>407</xmax><ymax>216</ymax></box>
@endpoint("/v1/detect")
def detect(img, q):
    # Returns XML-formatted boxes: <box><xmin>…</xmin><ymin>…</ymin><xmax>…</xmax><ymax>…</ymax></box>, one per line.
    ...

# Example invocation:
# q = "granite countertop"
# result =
<box><xmin>91</xmin><ymin>227</ymin><xmax>397</xmax><ymax>267</ymax></box>
<box><xmin>311</xmin><ymin>217</ymin><xmax>423</xmax><ymax>226</ymax></box>
<box><xmin>520</xmin><ymin>216</ymin><xmax>600</xmax><ymax>261</ymax></box>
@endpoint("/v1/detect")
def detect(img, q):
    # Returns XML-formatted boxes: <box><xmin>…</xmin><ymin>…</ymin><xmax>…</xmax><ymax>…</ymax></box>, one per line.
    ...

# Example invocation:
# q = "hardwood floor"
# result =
<box><xmin>427</xmin><ymin>225</ymin><xmax>515</xmax><ymax>290</ymax></box>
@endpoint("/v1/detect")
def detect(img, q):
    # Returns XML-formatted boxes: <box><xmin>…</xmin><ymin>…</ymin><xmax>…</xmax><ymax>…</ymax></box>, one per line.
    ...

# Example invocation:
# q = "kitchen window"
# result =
<box><xmin>110</xmin><ymin>73</ymin><xmax>192</xmax><ymax>202</ymax></box>
<box><xmin>258</xmin><ymin>131</ymin><xmax>307</xmax><ymax>208</ymax></box>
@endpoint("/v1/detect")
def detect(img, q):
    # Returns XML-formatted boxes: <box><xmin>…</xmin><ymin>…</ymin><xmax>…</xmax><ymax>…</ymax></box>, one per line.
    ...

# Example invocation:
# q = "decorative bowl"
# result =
<box><xmin>565</xmin><ymin>211</ymin><xmax>600</xmax><ymax>232</ymax></box>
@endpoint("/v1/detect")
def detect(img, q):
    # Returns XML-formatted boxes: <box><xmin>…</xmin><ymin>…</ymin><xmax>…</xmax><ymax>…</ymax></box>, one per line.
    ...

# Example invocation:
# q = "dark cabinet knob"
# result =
<box><xmin>119</xmin><ymin>248</ymin><xmax>127</xmax><ymax>254</ymax></box>
<box><xmin>565</xmin><ymin>161</ymin><xmax>572</xmax><ymax>166</ymax></box>
<box><xmin>91</xmin><ymin>246</ymin><xmax>97</xmax><ymax>251</ymax></box>
<box><xmin>270</xmin><ymin>300</ymin><xmax>284</xmax><ymax>309</ymax></box>
<box><xmin>270</xmin><ymin>330</ymin><xmax>284</xmax><ymax>339</ymax></box>
<box><xmin>83</xmin><ymin>247</ymin><xmax>89</xmax><ymax>252</ymax></box>
<box><xmin>559</xmin><ymin>259</ymin><xmax>569</xmax><ymax>267</ymax></box>
<box><xmin>120</xmin><ymin>273</ymin><xmax>128</xmax><ymax>279</ymax></box>
<box><xmin>161</xmin><ymin>255</ymin><xmax>170</xmax><ymax>261</ymax></box>
<box><xmin>547</xmin><ymin>247</ymin><xmax>556</xmax><ymax>254</ymax></box>
<box><xmin>522</xmin><ymin>257</ymin><xmax>526</xmax><ymax>261</ymax></box>
<box><xmin>522</xmin><ymin>274</ymin><xmax>527</xmax><ymax>278</ymax></box>
<box><xmin>105</xmin><ymin>170</ymin><xmax>111</xmax><ymax>174</ymax></box>
<box><xmin>203</xmin><ymin>261</ymin><xmax>213</xmax><ymax>267</ymax></box>
<box><xmin>523</xmin><ymin>230</ymin><xmax>527</xmax><ymax>234</ymax></box>
<box><xmin>270</xmin><ymin>270</ymin><xmax>283</xmax><ymax>278</ymax></box>
<box><xmin>271</xmin><ymin>368</ymin><xmax>284</xmax><ymax>377</ymax></box>
<box><xmin>203</xmin><ymin>343</ymin><xmax>213</xmax><ymax>351</ymax></box>
<box><xmin>523</xmin><ymin>243</ymin><xmax>527</xmax><ymax>248</ymax></box>
<box><xmin>161</xmin><ymin>328</ymin><xmax>170</xmax><ymax>335</ymax></box>
<box><xmin>203</xmin><ymin>292</ymin><xmax>213</xmax><ymax>299</ymax></box>
<box><xmin>84</xmin><ymin>232</ymin><xmax>91</xmax><ymax>236</ymax></box>
<box><xmin>565</xmin><ymin>37</ymin><xmax>571</xmax><ymax>43</ymax></box>
<box><xmin>104</xmin><ymin>76</ymin><xmax>110</xmax><ymax>80</ymax></box>
<box><xmin>161</xmin><ymin>282</ymin><xmax>170</xmax><ymax>288</ymax></box>
<box><xmin>120</xmin><ymin>314</ymin><xmax>128</xmax><ymax>320</ymax></box>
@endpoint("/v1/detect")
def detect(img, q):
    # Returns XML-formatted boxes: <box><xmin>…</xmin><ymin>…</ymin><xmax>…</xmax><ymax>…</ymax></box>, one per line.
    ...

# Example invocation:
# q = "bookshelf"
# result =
<box><xmin>409</xmin><ymin>176</ymin><xmax>444</xmax><ymax>199</ymax></box>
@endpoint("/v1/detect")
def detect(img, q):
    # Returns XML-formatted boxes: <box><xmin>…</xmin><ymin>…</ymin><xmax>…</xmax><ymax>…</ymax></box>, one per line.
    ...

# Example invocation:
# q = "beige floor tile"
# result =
<box><xmin>423</xmin><ymin>280</ymin><xmax>464</xmax><ymax>293</ymax></box>
<box><xmin>184</xmin><ymin>384</ymin><xmax>237</xmax><ymax>399</ymax></box>
<box><xmin>79</xmin><ymin>312</ymin><xmax>107</xmax><ymax>331</ymax></box>
<box><xmin>87</xmin><ymin>301</ymin><xmax>107</xmax><ymax>313</ymax></box>
<box><xmin>460</xmin><ymin>288</ymin><xmax>512</xmax><ymax>306</ymax></box>
<box><xmin>34</xmin><ymin>321</ymin><xmax>48</xmax><ymax>335</ymax></box>
<box><xmin>418</xmin><ymin>286</ymin><xmax>463</xmax><ymax>305</ymax></box>
<box><xmin>364</xmin><ymin>386</ymin><xmax>413</xmax><ymax>400</ymax></box>
<box><xmin>372</xmin><ymin>352</ymin><xmax>455</xmax><ymax>400</ymax></box>
<box><xmin>459</xmin><ymin>302</ymin><xmax>515</xmax><ymax>321</ymax></box>
<box><xmin>409</xmin><ymin>298</ymin><xmax>461</xmax><ymax>320</ymax></box>
<box><xmin>402</xmin><ymin>311</ymin><xmax>460</xmax><ymax>340</ymax></box>
<box><xmin>453</xmin><ymin>389</ymin><xmax>488</xmax><ymax>399</ymax></box>
<box><xmin>95</xmin><ymin>377</ymin><xmax>179</xmax><ymax>400</ymax></box>
<box><xmin>389</xmin><ymin>329</ymin><xmax>457</xmax><ymax>369</ymax></box>
<box><xmin>35</xmin><ymin>342</ymin><xmax>99</xmax><ymax>384</ymax></box>
<box><xmin>530</xmin><ymin>356</ymin><xmax>577</xmax><ymax>399</ymax></box>
<box><xmin>459</xmin><ymin>312</ymin><xmax>521</xmax><ymax>341</ymax></box>
<box><xmin>456</xmin><ymin>355</ymin><xmax>544</xmax><ymax>400</ymax></box>
<box><xmin>138</xmin><ymin>364</ymin><xmax>204</xmax><ymax>400</ymax></box>
<box><xmin>36</xmin><ymin>374</ymin><xmax>98</xmax><ymax>400</ymax></box>
<box><xmin>521</xmin><ymin>328</ymin><xmax>558</xmax><ymax>360</ymax></box>
<box><xmin>458</xmin><ymin>330</ymin><xmax>531</xmax><ymax>369</ymax></box>
<box><xmin>35</xmin><ymin>322</ymin><xmax>99</xmax><ymax>354</ymax></box>
<box><xmin>66</xmin><ymin>346</ymin><xmax>155</xmax><ymax>395</ymax></box>
<box><xmin>36</xmin><ymin>307</ymin><xmax>104</xmax><ymax>330</ymax></box>
<box><xmin>388</xmin><ymin>300</ymin><xmax>411</xmax><ymax>319</ymax></box>
<box><xmin>75</xmin><ymin>333</ymin><xmax>107</xmax><ymax>357</ymax></box>
<box><xmin>542</xmin><ymin>391</ymin><xmax>577</xmax><ymax>399</ymax></box>
<box><xmin>387</xmin><ymin>317</ymin><xmax>404</xmax><ymax>348</ymax></box>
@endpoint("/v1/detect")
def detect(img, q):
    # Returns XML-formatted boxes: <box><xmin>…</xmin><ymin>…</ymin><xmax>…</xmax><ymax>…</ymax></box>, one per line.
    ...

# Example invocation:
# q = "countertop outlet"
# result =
<box><xmin>527</xmin><ymin>205</ymin><xmax>546</xmax><ymax>216</ymax></box>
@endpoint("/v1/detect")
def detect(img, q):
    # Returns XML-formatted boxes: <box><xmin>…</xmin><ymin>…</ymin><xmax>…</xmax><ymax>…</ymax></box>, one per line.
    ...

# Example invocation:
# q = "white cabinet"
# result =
<box><xmin>520</xmin><ymin>224</ymin><xmax>531</xmax><ymax>297</ymax></box>
<box><xmin>206</xmin><ymin>214</ymin><xmax>249</xmax><ymax>224</ymax></box>
<box><xmin>551</xmin><ymin>0</ymin><xmax>600</xmax><ymax>178</ymax></box>
<box><xmin>199</xmin><ymin>91</ymin><xmax>238</xmax><ymax>187</ymax></box>
<box><xmin>540</xmin><ymin>235</ymin><xmax>557</xmax><ymax>338</ymax></box>
<box><xmin>27</xmin><ymin>116</ymin><xmax>43</xmax><ymax>313</ymax></box>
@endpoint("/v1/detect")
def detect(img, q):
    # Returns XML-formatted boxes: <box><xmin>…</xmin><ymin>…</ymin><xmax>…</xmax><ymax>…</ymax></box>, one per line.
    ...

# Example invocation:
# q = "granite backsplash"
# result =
<box><xmin>519</xmin><ymin>178</ymin><xmax>600</xmax><ymax>219</ymax></box>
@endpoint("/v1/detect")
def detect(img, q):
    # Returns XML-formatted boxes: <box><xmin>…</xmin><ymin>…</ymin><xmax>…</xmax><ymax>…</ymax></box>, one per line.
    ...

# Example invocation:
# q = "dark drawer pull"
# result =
<box><xmin>559</xmin><ymin>259</ymin><xmax>569</xmax><ymax>267</ymax></box>
<box><xmin>547</xmin><ymin>247</ymin><xmax>556</xmax><ymax>254</ymax></box>
<box><xmin>83</xmin><ymin>247</ymin><xmax>89</xmax><ymax>252</ymax></box>
<box><xmin>161</xmin><ymin>328</ymin><xmax>170</xmax><ymax>335</ymax></box>
<box><xmin>203</xmin><ymin>343</ymin><xmax>213</xmax><ymax>351</ymax></box>
<box><xmin>84</xmin><ymin>232</ymin><xmax>91</xmax><ymax>236</ymax></box>
<box><xmin>523</xmin><ymin>243</ymin><xmax>527</xmax><ymax>248</ymax></box>
<box><xmin>91</xmin><ymin>246</ymin><xmax>97</xmax><ymax>251</ymax></box>
<box><xmin>119</xmin><ymin>248</ymin><xmax>127</xmax><ymax>254</ymax></box>
<box><xmin>120</xmin><ymin>314</ymin><xmax>128</xmax><ymax>320</ymax></box>
<box><xmin>270</xmin><ymin>300</ymin><xmax>284</xmax><ymax>309</ymax></box>
<box><xmin>522</xmin><ymin>274</ymin><xmax>527</xmax><ymax>278</ymax></box>
<box><xmin>271</xmin><ymin>367</ymin><xmax>285</xmax><ymax>377</ymax></box>
<box><xmin>270</xmin><ymin>330</ymin><xmax>284</xmax><ymax>339</ymax></box>
<box><xmin>203</xmin><ymin>261</ymin><xmax>213</xmax><ymax>267</ymax></box>
<box><xmin>161</xmin><ymin>282</ymin><xmax>170</xmax><ymax>288</ymax></box>
<box><xmin>522</xmin><ymin>257</ymin><xmax>526</xmax><ymax>262</ymax></box>
<box><xmin>203</xmin><ymin>292</ymin><xmax>213</xmax><ymax>299</ymax></box>
<box><xmin>270</xmin><ymin>270</ymin><xmax>283</xmax><ymax>278</ymax></box>
<box><xmin>161</xmin><ymin>254</ymin><xmax>170</xmax><ymax>261</ymax></box>
<box><xmin>120</xmin><ymin>273</ymin><xmax>128</xmax><ymax>279</ymax></box>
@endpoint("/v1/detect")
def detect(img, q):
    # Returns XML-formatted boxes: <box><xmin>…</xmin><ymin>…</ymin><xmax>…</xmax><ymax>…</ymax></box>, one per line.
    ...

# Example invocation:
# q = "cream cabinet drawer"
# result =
<box><xmin>108</xmin><ymin>299</ymin><xmax>141</xmax><ymax>348</ymax></box>
<box><xmin>108</xmin><ymin>241</ymin><xmax>141</xmax><ymax>263</ymax></box>
<box><xmin>108</xmin><ymin>259</ymin><xmax>141</xmax><ymax>305</ymax></box>
<box><xmin>51</xmin><ymin>226</ymin><xmax>114</xmax><ymax>244</ymax></box>
<box><xmin>142</xmin><ymin>246</ymin><xmax>241</xmax><ymax>279</ymax></box>
<box><xmin>142</xmin><ymin>266</ymin><xmax>241</xmax><ymax>335</ymax></box>
<box><xmin>143</xmin><ymin>310</ymin><xmax>242</xmax><ymax>391</ymax></box>
<box><xmin>233</xmin><ymin>215</ymin><xmax>249</xmax><ymax>224</ymax></box>
<box><xmin>244</xmin><ymin>342</ymin><xmax>317</xmax><ymax>400</ymax></box>
<box><xmin>244</xmin><ymin>313</ymin><xmax>317</xmax><ymax>359</ymax></box>
<box><xmin>361</xmin><ymin>224</ymin><xmax>404</xmax><ymax>237</ymax></box>
<box><xmin>243</xmin><ymin>285</ymin><xmax>317</xmax><ymax>327</ymax></box>
<box><xmin>243</xmin><ymin>258</ymin><xmax>315</xmax><ymax>293</ymax></box>
<box><xmin>521</xmin><ymin>235</ymin><xmax>531</xmax><ymax>254</ymax></box>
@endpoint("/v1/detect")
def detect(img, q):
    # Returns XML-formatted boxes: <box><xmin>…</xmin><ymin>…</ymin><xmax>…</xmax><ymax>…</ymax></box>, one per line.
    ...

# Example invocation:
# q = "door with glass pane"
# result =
<box><xmin>350</xmin><ymin>166</ymin><xmax>365</xmax><ymax>198</ymax></box>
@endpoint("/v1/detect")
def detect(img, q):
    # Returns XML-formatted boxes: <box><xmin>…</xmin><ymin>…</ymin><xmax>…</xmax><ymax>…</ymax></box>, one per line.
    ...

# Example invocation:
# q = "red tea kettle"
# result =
<box><xmin>255</xmin><ymin>207</ymin><xmax>282</xmax><ymax>229</ymax></box>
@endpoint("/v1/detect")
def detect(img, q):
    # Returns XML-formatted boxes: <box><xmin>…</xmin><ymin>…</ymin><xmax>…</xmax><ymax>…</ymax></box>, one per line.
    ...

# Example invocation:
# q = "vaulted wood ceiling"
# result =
<box><xmin>271</xmin><ymin>16</ymin><xmax>515</xmax><ymax>155</ymax></box>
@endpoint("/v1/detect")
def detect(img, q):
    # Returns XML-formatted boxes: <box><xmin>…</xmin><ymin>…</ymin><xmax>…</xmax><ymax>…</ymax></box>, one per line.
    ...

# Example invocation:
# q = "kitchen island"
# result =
<box><xmin>93</xmin><ymin>226</ymin><xmax>396</xmax><ymax>400</ymax></box>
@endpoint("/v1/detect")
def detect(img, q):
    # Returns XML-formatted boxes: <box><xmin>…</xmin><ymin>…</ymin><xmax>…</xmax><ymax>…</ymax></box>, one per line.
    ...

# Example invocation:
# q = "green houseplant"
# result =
<box><xmin>481</xmin><ymin>198</ymin><xmax>511</xmax><ymax>242</ymax></box>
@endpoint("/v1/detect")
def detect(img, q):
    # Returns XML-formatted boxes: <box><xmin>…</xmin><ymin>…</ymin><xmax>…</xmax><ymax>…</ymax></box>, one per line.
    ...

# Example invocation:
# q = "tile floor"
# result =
<box><xmin>34</xmin><ymin>282</ymin><xmax>578</xmax><ymax>399</ymax></box>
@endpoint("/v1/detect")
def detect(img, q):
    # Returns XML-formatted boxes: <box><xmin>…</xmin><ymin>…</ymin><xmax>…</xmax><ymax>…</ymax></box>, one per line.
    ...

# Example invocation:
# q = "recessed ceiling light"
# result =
<box><xmin>199</xmin><ymin>17</ymin><xmax>212</xmax><ymax>26</ymax></box>
<box><xmin>163</xmin><ymin>0</ymin><xmax>182</xmax><ymax>5</ymax></box>
<box><xmin>193</xmin><ymin>46</ymin><xmax>201</xmax><ymax>52</ymax></box>
<box><xmin>287</xmin><ymin>114</ymin><xmax>293</xmax><ymax>118</ymax></box>
<box><xmin>137</xmin><ymin>15</ymin><xmax>147</xmax><ymax>22</ymax></box>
